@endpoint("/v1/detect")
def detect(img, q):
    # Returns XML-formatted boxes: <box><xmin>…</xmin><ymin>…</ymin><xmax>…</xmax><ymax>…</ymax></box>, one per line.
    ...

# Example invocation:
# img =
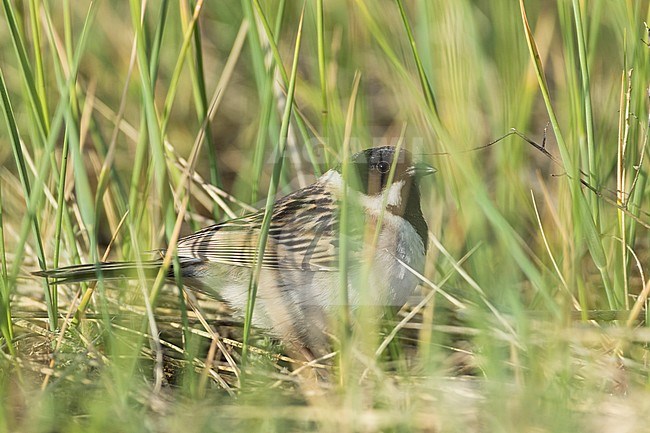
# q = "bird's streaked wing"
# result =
<box><xmin>175</xmin><ymin>181</ymin><xmax>355</xmax><ymax>271</ymax></box>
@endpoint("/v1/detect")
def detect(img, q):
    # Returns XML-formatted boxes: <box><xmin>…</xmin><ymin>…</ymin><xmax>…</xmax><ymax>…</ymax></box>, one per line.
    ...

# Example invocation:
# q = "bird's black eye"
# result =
<box><xmin>376</xmin><ymin>161</ymin><xmax>390</xmax><ymax>173</ymax></box>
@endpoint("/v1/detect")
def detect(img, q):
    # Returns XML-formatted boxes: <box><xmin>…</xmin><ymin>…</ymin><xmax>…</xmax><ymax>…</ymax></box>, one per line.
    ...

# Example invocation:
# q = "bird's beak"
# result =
<box><xmin>407</xmin><ymin>161</ymin><xmax>437</xmax><ymax>178</ymax></box>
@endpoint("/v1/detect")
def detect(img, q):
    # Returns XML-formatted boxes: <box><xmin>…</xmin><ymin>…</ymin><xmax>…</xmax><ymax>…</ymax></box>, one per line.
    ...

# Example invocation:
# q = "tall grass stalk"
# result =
<box><xmin>252</xmin><ymin>0</ymin><xmax>321</xmax><ymax>175</ymax></box>
<box><xmin>185</xmin><ymin>0</ymin><xmax>222</xmax><ymax>214</ymax></box>
<box><xmin>0</xmin><ymin>68</ymin><xmax>54</xmax><ymax>328</ymax></box>
<box><xmin>242</xmin><ymin>4</ymin><xmax>305</xmax><ymax>364</ymax></box>
<box><xmin>395</xmin><ymin>0</ymin><xmax>437</xmax><ymax>115</ymax></box>
<box><xmin>0</xmin><ymin>182</ymin><xmax>12</xmax><ymax>353</ymax></box>
<box><xmin>336</xmin><ymin>71</ymin><xmax>361</xmax><ymax>383</ymax></box>
<box><xmin>520</xmin><ymin>0</ymin><xmax>613</xmax><ymax>310</ymax></box>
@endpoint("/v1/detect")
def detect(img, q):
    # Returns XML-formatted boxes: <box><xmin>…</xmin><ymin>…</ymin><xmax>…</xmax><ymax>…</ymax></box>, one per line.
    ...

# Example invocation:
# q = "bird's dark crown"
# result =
<box><xmin>336</xmin><ymin>146</ymin><xmax>416</xmax><ymax>195</ymax></box>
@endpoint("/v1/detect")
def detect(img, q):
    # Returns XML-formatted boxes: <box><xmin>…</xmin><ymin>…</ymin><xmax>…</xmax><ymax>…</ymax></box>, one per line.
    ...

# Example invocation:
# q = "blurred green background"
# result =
<box><xmin>1</xmin><ymin>0</ymin><xmax>650</xmax><ymax>432</ymax></box>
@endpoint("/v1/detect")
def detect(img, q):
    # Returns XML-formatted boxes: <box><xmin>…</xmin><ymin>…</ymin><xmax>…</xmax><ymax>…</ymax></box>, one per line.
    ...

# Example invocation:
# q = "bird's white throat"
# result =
<box><xmin>321</xmin><ymin>169</ymin><xmax>405</xmax><ymax>212</ymax></box>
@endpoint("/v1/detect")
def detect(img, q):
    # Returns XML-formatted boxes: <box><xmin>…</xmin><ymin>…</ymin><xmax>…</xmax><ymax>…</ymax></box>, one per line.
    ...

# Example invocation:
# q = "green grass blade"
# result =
<box><xmin>242</xmin><ymin>4</ymin><xmax>305</xmax><ymax>364</ymax></box>
<box><xmin>519</xmin><ymin>0</ymin><xmax>613</xmax><ymax>309</ymax></box>
<box><xmin>338</xmin><ymin>70</ymin><xmax>361</xmax><ymax>335</ymax></box>
<box><xmin>41</xmin><ymin>0</ymin><xmax>102</xmax><ymax>324</ymax></box>
<box><xmin>128</xmin><ymin>1</ymin><xmax>175</xmax><ymax>294</ymax></box>
<box><xmin>1</xmin><ymin>0</ymin><xmax>49</xmax><ymax>140</ymax></box>
<box><xmin>186</xmin><ymin>0</ymin><xmax>222</xmax><ymax>207</ymax></box>
<box><xmin>252</xmin><ymin>0</ymin><xmax>322</xmax><ymax>175</ymax></box>
<box><xmin>395</xmin><ymin>0</ymin><xmax>438</xmax><ymax>114</ymax></box>
<box><xmin>353</xmin><ymin>0</ymin><xmax>444</xmax><ymax>133</ymax></box>
<box><xmin>160</xmin><ymin>1</ymin><xmax>204</xmax><ymax>137</ymax></box>
<box><xmin>149</xmin><ymin>0</ymin><xmax>169</xmax><ymax>84</ymax></box>
<box><xmin>248</xmin><ymin>0</ymin><xmax>286</xmax><ymax>202</ymax></box>
<box><xmin>571</xmin><ymin>0</ymin><xmax>598</xmax><ymax>222</ymax></box>
<box><xmin>0</xmin><ymin>67</ymin><xmax>54</xmax><ymax>327</ymax></box>
<box><xmin>28</xmin><ymin>0</ymin><xmax>50</xmax><ymax>132</ymax></box>
<box><xmin>0</xmin><ymin>181</ymin><xmax>13</xmax><ymax>353</ymax></box>
<box><xmin>316</xmin><ymin>0</ymin><xmax>329</xmax><ymax>142</ymax></box>
<box><xmin>50</xmin><ymin>133</ymin><xmax>70</xmax><ymax>325</ymax></box>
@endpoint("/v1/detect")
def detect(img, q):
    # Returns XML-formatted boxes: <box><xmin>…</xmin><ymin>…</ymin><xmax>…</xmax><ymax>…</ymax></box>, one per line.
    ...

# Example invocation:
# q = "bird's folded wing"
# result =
<box><xmin>175</xmin><ymin>184</ymin><xmax>358</xmax><ymax>271</ymax></box>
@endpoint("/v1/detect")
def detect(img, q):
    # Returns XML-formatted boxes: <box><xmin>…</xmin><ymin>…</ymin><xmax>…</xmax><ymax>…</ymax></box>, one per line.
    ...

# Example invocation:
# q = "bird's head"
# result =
<box><xmin>338</xmin><ymin>146</ymin><xmax>436</xmax><ymax>196</ymax></box>
<box><xmin>330</xmin><ymin>146</ymin><xmax>434</xmax><ymax>252</ymax></box>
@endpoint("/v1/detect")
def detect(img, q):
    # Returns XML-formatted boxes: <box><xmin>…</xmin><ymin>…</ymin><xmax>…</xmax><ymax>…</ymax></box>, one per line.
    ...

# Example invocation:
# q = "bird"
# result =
<box><xmin>34</xmin><ymin>146</ymin><xmax>436</xmax><ymax>360</ymax></box>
